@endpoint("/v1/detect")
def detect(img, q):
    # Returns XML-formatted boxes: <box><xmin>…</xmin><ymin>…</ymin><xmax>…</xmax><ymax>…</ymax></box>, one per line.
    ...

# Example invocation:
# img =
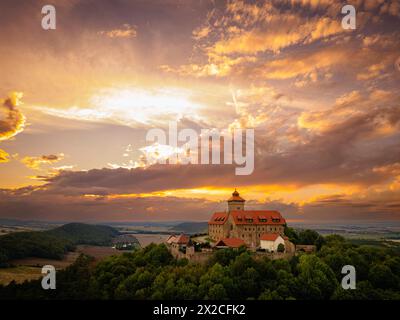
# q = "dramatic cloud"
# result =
<box><xmin>0</xmin><ymin>92</ymin><xmax>25</xmax><ymax>165</ymax></box>
<box><xmin>259</xmin><ymin>47</ymin><xmax>347</xmax><ymax>80</ymax></box>
<box><xmin>0</xmin><ymin>92</ymin><xmax>25</xmax><ymax>141</ymax></box>
<box><xmin>21</xmin><ymin>153</ymin><xmax>65</xmax><ymax>170</ymax></box>
<box><xmin>0</xmin><ymin>0</ymin><xmax>399</xmax><ymax>222</ymax></box>
<box><xmin>210</xmin><ymin>15</ymin><xmax>343</xmax><ymax>55</ymax></box>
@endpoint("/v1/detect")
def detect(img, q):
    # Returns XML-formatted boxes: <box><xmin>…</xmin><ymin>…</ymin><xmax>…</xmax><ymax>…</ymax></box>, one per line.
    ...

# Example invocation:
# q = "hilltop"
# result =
<box><xmin>47</xmin><ymin>223</ymin><xmax>119</xmax><ymax>246</ymax></box>
<box><xmin>169</xmin><ymin>222</ymin><xmax>208</xmax><ymax>234</ymax></box>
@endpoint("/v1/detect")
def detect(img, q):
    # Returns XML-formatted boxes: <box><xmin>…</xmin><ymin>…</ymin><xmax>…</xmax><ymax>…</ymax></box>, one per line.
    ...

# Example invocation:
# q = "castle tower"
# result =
<box><xmin>228</xmin><ymin>189</ymin><xmax>245</xmax><ymax>211</ymax></box>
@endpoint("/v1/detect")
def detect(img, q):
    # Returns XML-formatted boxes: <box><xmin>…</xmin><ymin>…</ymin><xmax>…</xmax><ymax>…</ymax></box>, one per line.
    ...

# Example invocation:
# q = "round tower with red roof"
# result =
<box><xmin>227</xmin><ymin>189</ymin><xmax>245</xmax><ymax>211</ymax></box>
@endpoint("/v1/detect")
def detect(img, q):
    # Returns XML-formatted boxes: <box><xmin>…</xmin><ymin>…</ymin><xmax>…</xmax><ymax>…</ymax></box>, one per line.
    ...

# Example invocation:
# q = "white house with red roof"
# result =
<box><xmin>208</xmin><ymin>190</ymin><xmax>287</xmax><ymax>248</ymax></box>
<box><xmin>260</xmin><ymin>234</ymin><xmax>287</xmax><ymax>252</ymax></box>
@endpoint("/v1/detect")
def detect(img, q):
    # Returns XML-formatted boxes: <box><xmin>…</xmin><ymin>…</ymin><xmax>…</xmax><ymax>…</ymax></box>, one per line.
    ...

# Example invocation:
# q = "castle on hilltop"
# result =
<box><xmin>208</xmin><ymin>190</ymin><xmax>287</xmax><ymax>249</ymax></box>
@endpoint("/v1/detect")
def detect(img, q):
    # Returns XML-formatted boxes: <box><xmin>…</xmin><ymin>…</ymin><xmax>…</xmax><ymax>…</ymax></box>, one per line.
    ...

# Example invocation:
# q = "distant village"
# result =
<box><xmin>165</xmin><ymin>190</ymin><xmax>315</xmax><ymax>262</ymax></box>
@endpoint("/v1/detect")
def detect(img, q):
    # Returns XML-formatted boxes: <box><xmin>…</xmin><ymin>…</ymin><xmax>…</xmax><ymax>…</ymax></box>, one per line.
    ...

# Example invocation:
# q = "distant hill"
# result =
<box><xmin>0</xmin><ymin>223</ymin><xmax>120</xmax><ymax>266</ymax></box>
<box><xmin>169</xmin><ymin>222</ymin><xmax>208</xmax><ymax>234</ymax></box>
<box><xmin>48</xmin><ymin>223</ymin><xmax>119</xmax><ymax>246</ymax></box>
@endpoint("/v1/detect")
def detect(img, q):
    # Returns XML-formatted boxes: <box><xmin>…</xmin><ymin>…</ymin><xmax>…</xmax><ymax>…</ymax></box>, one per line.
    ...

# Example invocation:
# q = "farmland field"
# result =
<box><xmin>0</xmin><ymin>245</ymin><xmax>128</xmax><ymax>285</ymax></box>
<box><xmin>0</xmin><ymin>266</ymin><xmax>42</xmax><ymax>285</ymax></box>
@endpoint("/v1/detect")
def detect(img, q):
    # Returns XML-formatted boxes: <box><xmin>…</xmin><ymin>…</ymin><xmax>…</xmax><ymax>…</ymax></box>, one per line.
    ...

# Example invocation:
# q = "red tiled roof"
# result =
<box><xmin>215</xmin><ymin>238</ymin><xmax>246</xmax><ymax>248</ymax></box>
<box><xmin>230</xmin><ymin>210</ymin><xmax>286</xmax><ymax>225</ymax></box>
<box><xmin>168</xmin><ymin>234</ymin><xmax>190</xmax><ymax>244</ymax></box>
<box><xmin>260</xmin><ymin>233</ymin><xmax>281</xmax><ymax>241</ymax></box>
<box><xmin>208</xmin><ymin>212</ymin><xmax>229</xmax><ymax>225</ymax></box>
<box><xmin>175</xmin><ymin>234</ymin><xmax>190</xmax><ymax>244</ymax></box>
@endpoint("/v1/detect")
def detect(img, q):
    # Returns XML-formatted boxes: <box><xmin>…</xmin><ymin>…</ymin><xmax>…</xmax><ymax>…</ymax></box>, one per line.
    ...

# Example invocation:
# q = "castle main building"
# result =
<box><xmin>208</xmin><ymin>190</ymin><xmax>286</xmax><ymax>248</ymax></box>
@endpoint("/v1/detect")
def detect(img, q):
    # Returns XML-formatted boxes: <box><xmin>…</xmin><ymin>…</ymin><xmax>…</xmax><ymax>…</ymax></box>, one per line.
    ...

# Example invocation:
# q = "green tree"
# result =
<box><xmin>315</xmin><ymin>235</ymin><xmax>326</xmax><ymax>250</ymax></box>
<box><xmin>369</xmin><ymin>264</ymin><xmax>399</xmax><ymax>290</ymax></box>
<box><xmin>258</xmin><ymin>289</ymin><xmax>283</xmax><ymax>300</ymax></box>
<box><xmin>208</xmin><ymin>284</ymin><xmax>227</xmax><ymax>299</ymax></box>
<box><xmin>295</xmin><ymin>255</ymin><xmax>338</xmax><ymax>299</ymax></box>
<box><xmin>298</xmin><ymin>229</ymin><xmax>320</xmax><ymax>245</ymax></box>
<box><xmin>284</xmin><ymin>226</ymin><xmax>299</xmax><ymax>244</ymax></box>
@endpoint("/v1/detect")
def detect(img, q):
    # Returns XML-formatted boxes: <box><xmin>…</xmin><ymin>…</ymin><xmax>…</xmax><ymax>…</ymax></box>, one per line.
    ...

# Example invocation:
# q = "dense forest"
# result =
<box><xmin>1</xmin><ymin>230</ymin><xmax>399</xmax><ymax>300</ymax></box>
<box><xmin>0</xmin><ymin>223</ymin><xmax>119</xmax><ymax>266</ymax></box>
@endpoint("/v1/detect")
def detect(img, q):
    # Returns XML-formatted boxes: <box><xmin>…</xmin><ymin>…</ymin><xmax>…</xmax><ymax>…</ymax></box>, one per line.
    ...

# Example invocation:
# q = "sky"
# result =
<box><xmin>0</xmin><ymin>0</ymin><xmax>399</xmax><ymax>222</ymax></box>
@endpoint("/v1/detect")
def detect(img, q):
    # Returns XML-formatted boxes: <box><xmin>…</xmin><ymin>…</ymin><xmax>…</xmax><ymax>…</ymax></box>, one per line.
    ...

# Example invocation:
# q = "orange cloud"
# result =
<box><xmin>297</xmin><ymin>89</ymin><xmax>398</xmax><ymax>134</ymax></box>
<box><xmin>21</xmin><ymin>153</ymin><xmax>65</xmax><ymax>170</ymax></box>
<box><xmin>0</xmin><ymin>148</ymin><xmax>9</xmax><ymax>163</ymax></box>
<box><xmin>260</xmin><ymin>47</ymin><xmax>347</xmax><ymax>79</ymax></box>
<box><xmin>0</xmin><ymin>92</ymin><xmax>25</xmax><ymax>141</ymax></box>
<box><xmin>211</xmin><ymin>15</ymin><xmax>343</xmax><ymax>55</ymax></box>
<box><xmin>192</xmin><ymin>25</ymin><xmax>211</xmax><ymax>40</ymax></box>
<box><xmin>289</xmin><ymin>0</ymin><xmax>333</xmax><ymax>9</ymax></box>
<box><xmin>98</xmin><ymin>24</ymin><xmax>137</xmax><ymax>38</ymax></box>
<box><xmin>357</xmin><ymin>62</ymin><xmax>387</xmax><ymax>80</ymax></box>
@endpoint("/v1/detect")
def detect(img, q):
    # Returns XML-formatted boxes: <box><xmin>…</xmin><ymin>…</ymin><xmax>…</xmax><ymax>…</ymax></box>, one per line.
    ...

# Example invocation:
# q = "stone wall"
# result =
<box><xmin>254</xmin><ymin>251</ymin><xmax>295</xmax><ymax>260</ymax></box>
<box><xmin>168</xmin><ymin>242</ymin><xmax>298</xmax><ymax>264</ymax></box>
<box><xmin>186</xmin><ymin>251</ymin><xmax>213</xmax><ymax>263</ymax></box>
<box><xmin>295</xmin><ymin>244</ymin><xmax>316</xmax><ymax>253</ymax></box>
<box><xmin>168</xmin><ymin>244</ymin><xmax>213</xmax><ymax>263</ymax></box>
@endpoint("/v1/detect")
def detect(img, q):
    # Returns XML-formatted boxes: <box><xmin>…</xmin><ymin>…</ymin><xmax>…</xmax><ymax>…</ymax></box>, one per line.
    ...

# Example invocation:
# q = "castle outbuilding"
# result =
<box><xmin>208</xmin><ymin>190</ymin><xmax>287</xmax><ymax>248</ymax></box>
